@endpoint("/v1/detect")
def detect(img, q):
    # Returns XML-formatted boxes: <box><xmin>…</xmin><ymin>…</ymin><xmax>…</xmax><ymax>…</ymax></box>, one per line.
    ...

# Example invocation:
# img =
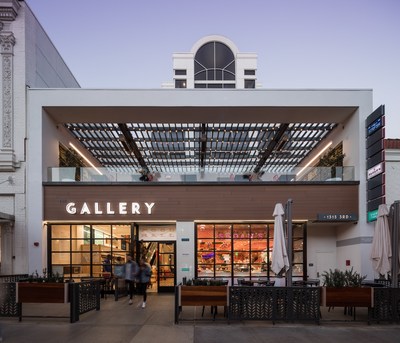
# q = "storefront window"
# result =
<box><xmin>48</xmin><ymin>224</ymin><xmax>133</xmax><ymax>281</ymax></box>
<box><xmin>196</xmin><ymin>222</ymin><xmax>306</xmax><ymax>283</ymax></box>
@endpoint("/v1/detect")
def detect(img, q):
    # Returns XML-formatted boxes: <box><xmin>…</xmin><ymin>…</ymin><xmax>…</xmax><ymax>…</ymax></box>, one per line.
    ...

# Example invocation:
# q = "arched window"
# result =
<box><xmin>194</xmin><ymin>41</ymin><xmax>235</xmax><ymax>88</ymax></box>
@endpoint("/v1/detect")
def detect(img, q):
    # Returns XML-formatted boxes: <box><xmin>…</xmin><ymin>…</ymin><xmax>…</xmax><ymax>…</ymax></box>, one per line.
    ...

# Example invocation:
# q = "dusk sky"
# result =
<box><xmin>26</xmin><ymin>0</ymin><xmax>399</xmax><ymax>138</ymax></box>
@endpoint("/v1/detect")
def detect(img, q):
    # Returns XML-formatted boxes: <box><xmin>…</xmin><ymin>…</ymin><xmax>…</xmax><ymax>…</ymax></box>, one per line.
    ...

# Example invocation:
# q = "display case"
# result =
<box><xmin>197</xmin><ymin>224</ymin><xmax>215</xmax><ymax>277</ymax></box>
<box><xmin>196</xmin><ymin>223</ymin><xmax>292</xmax><ymax>283</ymax></box>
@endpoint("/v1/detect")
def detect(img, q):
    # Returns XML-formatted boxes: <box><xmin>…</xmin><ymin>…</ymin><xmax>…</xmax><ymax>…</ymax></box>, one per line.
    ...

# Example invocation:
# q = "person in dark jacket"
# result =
<box><xmin>137</xmin><ymin>258</ymin><xmax>152</xmax><ymax>308</ymax></box>
<box><xmin>124</xmin><ymin>254</ymin><xmax>139</xmax><ymax>305</ymax></box>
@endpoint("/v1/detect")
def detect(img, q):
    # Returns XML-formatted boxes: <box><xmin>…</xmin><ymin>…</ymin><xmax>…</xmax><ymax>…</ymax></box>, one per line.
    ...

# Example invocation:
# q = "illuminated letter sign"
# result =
<box><xmin>65</xmin><ymin>202</ymin><xmax>155</xmax><ymax>215</ymax></box>
<box><xmin>66</xmin><ymin>203</ymin><xmax>77</xmax><ymax>214</ymax></box>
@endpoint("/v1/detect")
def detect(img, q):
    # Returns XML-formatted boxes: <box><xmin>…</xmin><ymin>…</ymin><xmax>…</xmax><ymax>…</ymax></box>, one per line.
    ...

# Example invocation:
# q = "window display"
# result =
<box><xmin>49</xmin><ymin>224</ymin><xmax>133</xmax><ymax>280</ymax></box>
<box><xmin>196</xmin><ymin>222</ymin><xmax>305</xmax><ymax>283</ymax></box>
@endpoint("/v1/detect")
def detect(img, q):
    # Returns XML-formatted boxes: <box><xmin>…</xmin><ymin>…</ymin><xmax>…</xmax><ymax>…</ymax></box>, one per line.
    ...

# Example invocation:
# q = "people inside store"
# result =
<box><xmin>103</xmin><ymin>254</ymin><xmax>112</xmax><ymax>273</ymax></box>
<box><xmin>137</xmin><ymin>258</ymin><xmax>152</xmax><ymax>308</ymax></box>
<box><xmin>125</xmin><ymin>254</ymin><xmax>139</xmax><ymax>305</ymax></box>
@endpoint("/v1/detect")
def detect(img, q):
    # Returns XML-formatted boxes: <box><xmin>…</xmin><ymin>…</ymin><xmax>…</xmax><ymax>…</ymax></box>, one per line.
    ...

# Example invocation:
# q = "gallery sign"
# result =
<box><xmin>65</xmin><ymin>202</ymin><xmax>155</xmax><ymax>215</ymax></box>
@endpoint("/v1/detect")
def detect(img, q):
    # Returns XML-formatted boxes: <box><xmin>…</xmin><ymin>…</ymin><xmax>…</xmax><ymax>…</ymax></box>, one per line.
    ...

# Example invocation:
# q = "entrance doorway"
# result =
<box><xmin>140</xmin><ymin>241</ymin><xmax>176</xmax><ymax>293</ymax></box>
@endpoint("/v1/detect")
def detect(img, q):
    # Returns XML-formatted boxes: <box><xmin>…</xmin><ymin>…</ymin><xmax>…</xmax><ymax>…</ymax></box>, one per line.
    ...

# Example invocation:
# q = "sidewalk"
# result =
<box><xmin>1</xmin><ymin>293</ymin><xmax>400</xmax><ymax>343</ymax></box>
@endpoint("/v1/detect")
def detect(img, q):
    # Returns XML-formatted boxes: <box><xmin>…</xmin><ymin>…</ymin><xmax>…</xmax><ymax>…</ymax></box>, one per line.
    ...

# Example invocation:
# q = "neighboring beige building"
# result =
<box><xmin>0</xmin><ymin>0</ymin><xmax>78</xmax><ymax>274</ymax></box>
<box><xmin>385</xmin><ymin>139</ymin><xmax>400</xmax><ymax>208</ymax></box>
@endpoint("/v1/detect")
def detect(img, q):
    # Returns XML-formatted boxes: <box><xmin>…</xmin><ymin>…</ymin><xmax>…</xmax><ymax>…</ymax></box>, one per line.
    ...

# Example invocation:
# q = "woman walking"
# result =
<box><xmin>137</xmin><ymin>258</ymin><xmax>152</xmax><ymax>308</ymax></box>
<box><xmin>125</xmin><ymin>254</ymin><xmax>138</xmax><ymax>305</ymax></box>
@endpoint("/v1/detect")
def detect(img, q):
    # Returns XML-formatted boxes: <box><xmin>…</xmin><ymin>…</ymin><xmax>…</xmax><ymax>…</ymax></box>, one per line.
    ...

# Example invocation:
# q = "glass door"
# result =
<box><xmin>158</xmin><ymin>242</ymin><xmax>175</xmax><ymax>292</ymax></box>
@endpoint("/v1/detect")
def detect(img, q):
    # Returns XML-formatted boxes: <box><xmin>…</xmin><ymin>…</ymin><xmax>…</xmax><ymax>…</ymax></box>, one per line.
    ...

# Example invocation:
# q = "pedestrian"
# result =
<box><xmin>103</xmin><ymin>254</ymin><xmax>112</xmax><ymax>273</ymax></box>
<box><xmin>125</xmin><ymin>254</ymin><xmax>139</xmax><ymax>305</ymax></box>
<box><xmin>137</xmin><ymin>258</ymin><xmax>152</xmax><ymax>308</ymax></box>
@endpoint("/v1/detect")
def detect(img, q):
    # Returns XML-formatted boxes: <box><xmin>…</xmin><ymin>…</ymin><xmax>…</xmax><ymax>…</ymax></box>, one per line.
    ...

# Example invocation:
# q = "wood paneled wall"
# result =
<box><xmin>43</xmin><ymin>183</ymin><xmax>359</xmax><ymax>222</ymax></box>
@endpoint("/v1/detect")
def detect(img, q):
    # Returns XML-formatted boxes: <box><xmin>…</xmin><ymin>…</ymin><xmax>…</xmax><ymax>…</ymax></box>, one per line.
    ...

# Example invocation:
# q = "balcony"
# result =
<box><xmin>47</xmin><ymin>166</ymin><xmax>355</xmax><ymax>184</ymax></box>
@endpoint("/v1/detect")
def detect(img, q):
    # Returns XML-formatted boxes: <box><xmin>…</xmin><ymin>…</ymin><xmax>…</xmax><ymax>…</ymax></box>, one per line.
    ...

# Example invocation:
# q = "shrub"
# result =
<box><xmin>322</xmin><ymin>267</ymin><xmax>366</xmax><ymax>287</ymax></box>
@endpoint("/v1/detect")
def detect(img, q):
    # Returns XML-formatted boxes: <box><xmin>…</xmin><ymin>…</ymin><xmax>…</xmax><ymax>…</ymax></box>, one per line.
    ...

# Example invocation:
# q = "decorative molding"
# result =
<box><xmin>2</xmin><ymin>221</ymin><xmax>14</xmax><ymax>234</ymax></box>
<box><xmin>0</xmin><ymin>33</ymin><xmax>13</xmax><ymax>147</ymax></box>
<box><xmin>0</xmin><ymin>31</ymin><xmax>15</xmax><ymax>52</ymax></box>
<box><xmin>0</xmin><ymin>0</ymin><xmax>21</xmax><ymax>21</ymax></box>
<box><xmin>0</xmin><ymin>31</ymin><xmax>14</xmax><ymax>149</ymax></box>
<box><xmin>0</xmin><ymin>37</ymin><xmax>19</xmax><ymax>169</ymax></box>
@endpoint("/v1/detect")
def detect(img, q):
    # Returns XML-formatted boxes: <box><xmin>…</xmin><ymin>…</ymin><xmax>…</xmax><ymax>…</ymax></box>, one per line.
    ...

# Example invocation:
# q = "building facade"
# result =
<box><xmin>2</xmin><ymin>1</ymin><xmax>397</xmax><ymax>291</ymax></box>
<box><xmin>0</xmin><ymin>0</ymin><xmax>79</xmax><ymax>274</ymax></box>
<box><xmin>385</xmin><ymin>139</ymin><xmax>400</xmax><ymax>208</ymax></box>
<box><xmin>26</xmin><ymin>86</ymin><xmax>374</xmax><ymax>290</ymax></box>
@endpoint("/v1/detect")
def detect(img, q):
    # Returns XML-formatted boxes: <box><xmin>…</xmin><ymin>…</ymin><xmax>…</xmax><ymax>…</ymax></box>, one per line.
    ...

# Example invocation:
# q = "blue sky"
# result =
<box><xmin>26</xmin><ymin>0</ymin><xmax>399</xmax><ymax>138</ymax></box>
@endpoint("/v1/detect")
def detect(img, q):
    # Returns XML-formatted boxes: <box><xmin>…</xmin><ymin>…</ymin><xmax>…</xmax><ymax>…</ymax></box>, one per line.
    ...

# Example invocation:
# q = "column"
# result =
<box><xmin>0</xmin><ymin>222</ymin><xmax>14</xmax><ymax>274</ymax></box>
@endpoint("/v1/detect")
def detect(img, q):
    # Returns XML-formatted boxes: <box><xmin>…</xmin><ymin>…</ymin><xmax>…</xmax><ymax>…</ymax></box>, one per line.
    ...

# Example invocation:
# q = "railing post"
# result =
<box><xmin>96</xmin><ymin>281</ymin><xmax>101</xmax><ymax>311</ymax></box>
<box><xmin>174</xmin><ymin>285</ymin><xmax>179</xmax><ymax>324</ymax></box>
<box><xmin>69</xmin><ymin>282</ymin><xmax>79</xmax><ymax>323</ymax></box>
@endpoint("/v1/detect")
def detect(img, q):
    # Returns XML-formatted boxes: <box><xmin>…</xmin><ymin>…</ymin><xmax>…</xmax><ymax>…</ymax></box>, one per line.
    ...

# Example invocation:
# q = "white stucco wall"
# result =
<box><xmin>385</xmin><ymin>149</ymin><xmax>400</xmax><ymax>207</ymax></box>
<box><xmin>24</xmin><ymin>3</ymin><xmax>79</xmax><ymax>89</ymax></box>
<box><xmin>0</xmin><ymin>1</ymin><xmax>80</xmax><ymax>274</ymax></box>
<box><xmin>176</xmin><ymin>221</ymin><xmax>195</xmax><ymax>284</ymax></box>
<box><xmin>27</xmin><ymin>88</ymin><xmax>374</xmax><ymax>276</ymax></box>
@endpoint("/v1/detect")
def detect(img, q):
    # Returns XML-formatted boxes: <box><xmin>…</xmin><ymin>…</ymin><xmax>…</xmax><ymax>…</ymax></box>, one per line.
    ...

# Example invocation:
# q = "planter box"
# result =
<box><xmin>179</xmin><ymin>285</ymin><xmax>228</xmax><ymax>306</ymax></box>
<box><xmin>322</xmin><ymin>287</ymin><xmax>373</xmax><ymax>307</ymax></box>
<box><xmin>16</xmin><ymin>282</ymin><xmax>69</xmax><ymax>303</ymax></box>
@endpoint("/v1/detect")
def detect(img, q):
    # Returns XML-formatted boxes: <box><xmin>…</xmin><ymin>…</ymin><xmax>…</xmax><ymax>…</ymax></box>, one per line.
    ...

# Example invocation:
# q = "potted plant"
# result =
<box><xmin>17</xmin><ymin>270</ymin><xmax>69</xmax><ymax>303</ymax></box>
<box><xmin>321</xmin><ymin>268</ymin><xmax>372</xmax><ymax>308</ymax></box>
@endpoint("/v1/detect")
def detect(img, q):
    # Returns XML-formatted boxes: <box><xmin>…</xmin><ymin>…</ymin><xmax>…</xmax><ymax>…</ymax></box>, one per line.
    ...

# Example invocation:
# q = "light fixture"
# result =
<box><xmin>296</xmin><ymin>141</ymin><xmax>333</xmax><ymax>177</ymax></box>
<box><xmin>69</xmin><ymin>142</ymin><xmax>103</xmax><ymax>175</ymax></box>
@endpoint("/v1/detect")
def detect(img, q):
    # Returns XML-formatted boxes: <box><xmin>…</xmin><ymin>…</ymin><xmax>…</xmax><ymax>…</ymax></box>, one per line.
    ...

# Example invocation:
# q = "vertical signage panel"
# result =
<box><xmin>366</xmin><ymin>105</ymin><xmax>385</xmax><ymax>222</ymax></box>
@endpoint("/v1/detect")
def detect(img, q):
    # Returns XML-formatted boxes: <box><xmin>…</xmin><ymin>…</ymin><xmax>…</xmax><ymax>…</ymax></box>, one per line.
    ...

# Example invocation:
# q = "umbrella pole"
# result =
<box><xmin>286</xmin><ymin>199</ymin><xmax>293</xmax><ymax>287</ymax></box>
<box><xmin>391</xmin><ymin>201</ymin><xmax>400</xmax><ymax>288</ymax></box>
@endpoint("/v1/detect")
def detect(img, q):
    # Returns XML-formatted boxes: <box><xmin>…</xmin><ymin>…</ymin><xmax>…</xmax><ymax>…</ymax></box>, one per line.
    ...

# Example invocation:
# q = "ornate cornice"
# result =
<box><xmin>0</xmin><ymin>0</ymin><xmax>21</xmax><ymax>21</ymax></box>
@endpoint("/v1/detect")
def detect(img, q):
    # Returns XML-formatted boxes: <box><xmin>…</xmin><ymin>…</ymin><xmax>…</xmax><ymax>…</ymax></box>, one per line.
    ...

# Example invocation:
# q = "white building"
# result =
<box><xmin>1</xmin><ymin>1</ymin><xmax>395</xmax><ymax>290</ymax></box>
<box><xmin>0</xmin><ymin>0</ymin><xmax>79</xmax><ymax>274</ymax></box>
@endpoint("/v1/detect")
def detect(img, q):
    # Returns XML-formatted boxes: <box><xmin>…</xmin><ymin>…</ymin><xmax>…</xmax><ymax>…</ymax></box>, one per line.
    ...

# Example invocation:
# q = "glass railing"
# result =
<box><xmin>47</xmin><ymin>166</ymin><xmax>356</xmax><ymax>183</ymax></box>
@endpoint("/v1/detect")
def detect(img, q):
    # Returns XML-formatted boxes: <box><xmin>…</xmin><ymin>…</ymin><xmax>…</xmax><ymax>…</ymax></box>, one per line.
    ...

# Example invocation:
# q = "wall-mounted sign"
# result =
<box><xmin>367</xmin><ymin>209</ymin><xmax>379</xmax><ymax>222</ymax></box>
<box><xmin>367</xmin><ymin>162</ymin><xmax>384</xmax><ymax>180</ymax></box>
<box><xmin>65</xmin><ymin>201</ymin><xmax>155</xmax><ymax>215</ymax></box>
<box><xmin>317</xmin><ymin>213</ymin><xmax>358</xmax><ymax>222</ymax></box>
<box><xmin>367</xmin><ymin>117</ymin><xmax>383</xmax><ymax>136</ymax></box>
<box><xmin>366</xmin><ymin>105</ymin><xmax>385</xmax><ymax>222</ymax></box>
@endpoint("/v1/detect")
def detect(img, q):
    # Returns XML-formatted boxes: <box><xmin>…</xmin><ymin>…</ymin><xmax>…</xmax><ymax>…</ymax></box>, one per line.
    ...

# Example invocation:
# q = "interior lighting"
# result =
<box><xmin>69</xmin><ymin>142</ymin><xmax>103</xmax><ymax>175</ymax></box>
<box><xmin>296</xmin><ymin>141</ymin><xmax>333</xmax><ymax>177</ymax></box>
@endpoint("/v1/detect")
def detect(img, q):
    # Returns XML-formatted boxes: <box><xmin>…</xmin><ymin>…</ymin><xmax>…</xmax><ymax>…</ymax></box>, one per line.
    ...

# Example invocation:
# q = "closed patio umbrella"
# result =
<box><xmin>371</xmin><ymin>204</ymin><xmax>391</xmax><ymax>277</ymax></box>
<box><xmin>271</xmin><ymin>203</ymin><xmax>289</xmax><ymax>276</ymax></box>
